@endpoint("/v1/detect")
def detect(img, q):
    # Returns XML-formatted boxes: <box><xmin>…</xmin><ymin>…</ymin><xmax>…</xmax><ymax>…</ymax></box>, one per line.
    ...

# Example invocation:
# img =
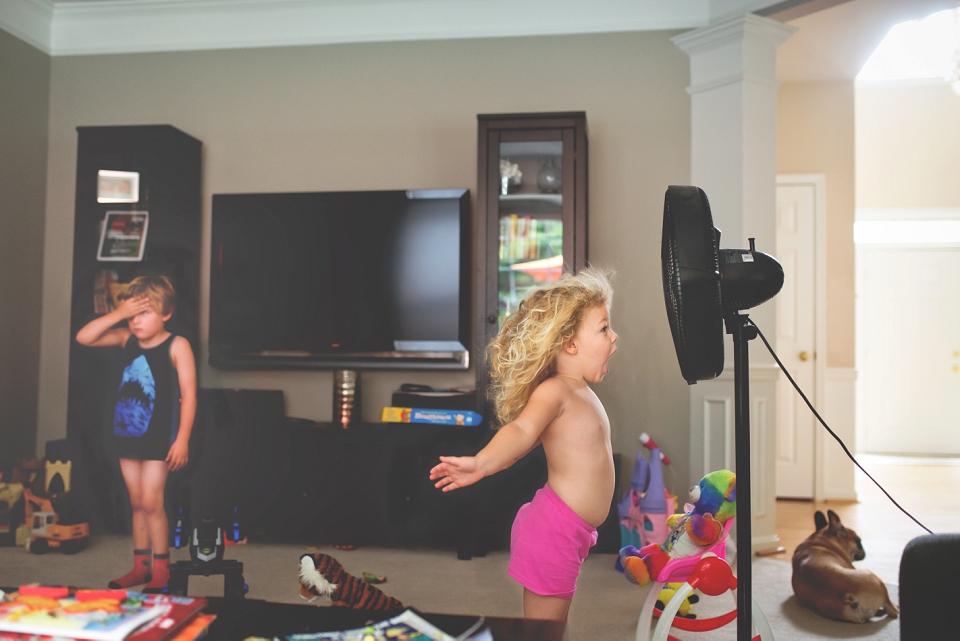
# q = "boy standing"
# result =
<box><xmin>76</xmin><ymin>275</ymin><xmax>196</xmax><ymax>592</ymax></box>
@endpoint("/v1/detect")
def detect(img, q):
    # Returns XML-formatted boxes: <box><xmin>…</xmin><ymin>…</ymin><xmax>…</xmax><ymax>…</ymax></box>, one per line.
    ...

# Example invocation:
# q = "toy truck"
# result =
<box><xmin>24</xmin><ymin>489</ymin><xmax>89</xmax><ymax>554</ymax></box>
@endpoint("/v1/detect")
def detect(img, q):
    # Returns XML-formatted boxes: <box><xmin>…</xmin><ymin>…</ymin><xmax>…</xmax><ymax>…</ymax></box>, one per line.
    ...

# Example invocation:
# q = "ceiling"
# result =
<box><xmin>2</xmin><ymin>0</ymin><xmax>956</xmax><ymax>83</ymax></box>
<box><xmin>775</xmin><ymin>0</ymin><xmax>959</xmax><ymax>82</ymax></box>
<box><xmin>0</xmin><ymin>0</ymin><xmax>789</xmax><ymax>57</ymax></box>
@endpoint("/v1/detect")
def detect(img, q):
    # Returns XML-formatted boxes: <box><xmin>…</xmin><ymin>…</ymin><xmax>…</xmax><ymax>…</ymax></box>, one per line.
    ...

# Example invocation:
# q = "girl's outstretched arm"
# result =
<box><xmin>429</xmin><ymin>379</ymin><xmax>563</xmax><ymax>492</ymax></box>
<box><xmin>429</xmin><ymin>454</ymin><xmax>483</xmax><ymax>491</ymax></box>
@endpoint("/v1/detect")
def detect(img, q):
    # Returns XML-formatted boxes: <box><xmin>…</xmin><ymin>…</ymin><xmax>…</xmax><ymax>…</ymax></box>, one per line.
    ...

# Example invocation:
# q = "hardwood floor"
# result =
<box><xmin>768</xmin><ymin>455</ymin><xmax>960</xmax><ymax>585</ymax></box>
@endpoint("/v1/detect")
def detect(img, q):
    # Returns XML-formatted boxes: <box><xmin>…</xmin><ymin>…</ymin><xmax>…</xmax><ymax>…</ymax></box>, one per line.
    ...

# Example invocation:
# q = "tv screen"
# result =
<box><xmin>210</xmin><ymin>189</ymin><xmax>470</xmax><ymax>370</ymax></box>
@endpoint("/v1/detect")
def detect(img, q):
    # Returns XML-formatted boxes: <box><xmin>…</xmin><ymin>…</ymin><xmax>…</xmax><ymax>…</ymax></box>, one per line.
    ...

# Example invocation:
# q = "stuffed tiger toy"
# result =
<box><xmin>298</xmin><ymin>553</ymin><xmax>404</xmax><ymax>612</ymax></box>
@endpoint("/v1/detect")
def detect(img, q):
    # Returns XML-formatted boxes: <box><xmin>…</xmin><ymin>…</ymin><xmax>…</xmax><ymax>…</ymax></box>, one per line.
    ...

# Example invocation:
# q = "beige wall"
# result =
<box><xmin>36</xmin><ymin>32</ymin><xmax>697</xmax><ymax>490</ymax></box>
<box><xmin>776</xmin><ymin>80</ymin><xmax>856</xmax><ymax>367</ymax></box>
<box><xmin>0</xmin><ymin>29</ymin><xmax>48</xmax><ymax>467</ymax></box>
<box><xmin>856</xmin><ymin>82</ymin><xmax>960</xmax><ymax>209</ymax></box>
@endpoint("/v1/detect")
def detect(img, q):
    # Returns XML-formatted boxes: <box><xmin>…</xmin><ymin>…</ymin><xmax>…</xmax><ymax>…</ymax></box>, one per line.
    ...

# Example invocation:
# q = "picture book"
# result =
<box><xmin>125</xmin><ymin>594</ymin><xmax>207</xmax><ymax>641</ymax></box>
<box><xmin>281</xmin><ymin>609</ymin><xmax>456</xmax><ymax>641</ymax></box>
<box><xmin>167</xmin><ymin>614</ymin><xmax>215</xmax><ymax>641</ymax></box>
<box><xmin>97</xmin><ymin>211</ymin><xmax>149</xmax><ymax>262</ymax></box>
<box><xmin>0</xmin><ymin>590</ymin><xmax>167</xmax><ymax>641</ymax></box>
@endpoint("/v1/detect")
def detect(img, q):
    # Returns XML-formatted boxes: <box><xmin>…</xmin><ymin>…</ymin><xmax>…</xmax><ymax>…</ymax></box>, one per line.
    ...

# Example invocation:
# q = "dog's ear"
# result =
<box><xmin>827</xmin><ymin>509</ymin><xmax>842</xmax><ymax>534</ymax></box>
<box><xmin>814</xmin><ymin>511</ymin><xmax>827</xmax><ymax>530</ymax></box>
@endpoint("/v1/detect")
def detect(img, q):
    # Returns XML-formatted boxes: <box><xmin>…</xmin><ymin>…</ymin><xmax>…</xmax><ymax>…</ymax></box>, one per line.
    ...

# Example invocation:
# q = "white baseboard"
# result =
<box><xmin>752</xmin><ymin>534</ymin><xmax>782</xmax><ymax>553</ymax></box>
<box><xmin>821</xmin><ymin>367</ymin><xmax>857</xmax><ymax>501</ymax></box>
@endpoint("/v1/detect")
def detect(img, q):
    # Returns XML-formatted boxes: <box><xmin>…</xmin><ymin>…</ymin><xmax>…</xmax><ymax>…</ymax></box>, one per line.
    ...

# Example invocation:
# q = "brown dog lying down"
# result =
<box><xmin>792</xmin><ymin>509</ymin><xmax>898</xmax><ymax>623</ymax></box>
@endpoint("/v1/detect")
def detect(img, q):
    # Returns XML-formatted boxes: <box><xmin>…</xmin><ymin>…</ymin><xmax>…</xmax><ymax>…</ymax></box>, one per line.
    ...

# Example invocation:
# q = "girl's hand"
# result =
<box><xmin>166</xmin><ymin>439</ymin><xmax>189</xmax><ymax>471</ymax></box>
<box><xmin>429</xmin><ymin>456</ymin><xmax>483</xmax><ymax>492</ymax></box>
<box><xmin>116</xmin><ymin>295</ymin><xmax>152</xmax><ymax>319</ymax></box>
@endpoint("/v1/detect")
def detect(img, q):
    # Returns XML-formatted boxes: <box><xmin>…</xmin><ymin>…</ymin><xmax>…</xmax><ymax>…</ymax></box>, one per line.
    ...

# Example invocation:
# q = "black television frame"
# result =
<box><xmin>208</xmin><ymin>188</ymin><xmax>472</xmax><ymax>371</ymax></box>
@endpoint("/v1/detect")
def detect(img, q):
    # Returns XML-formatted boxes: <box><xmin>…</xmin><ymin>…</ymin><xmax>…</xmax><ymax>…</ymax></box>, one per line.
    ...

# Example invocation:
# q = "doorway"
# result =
<box><xmin>856</xmin><ymin>232</ymin><xmax>960</xmax><ymax>455</ymax></box>
<box><xmin>775</xmin><ymin>175</ymin><xmax>826</xmax><ymax>499</ymax></box>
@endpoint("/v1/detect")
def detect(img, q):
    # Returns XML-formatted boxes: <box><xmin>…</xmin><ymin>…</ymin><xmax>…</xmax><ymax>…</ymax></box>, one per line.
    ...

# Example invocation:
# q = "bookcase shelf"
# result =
<box><xmin>475</xmin><ymin>112</ymin><xmax>588</xmax><ymax>419</ymax></box>
<box><xmin>499</xmin><ymin>193</ymin><xmax>563</xmax><ymax>206</ymax></box>
<box><xmin>66</xmin><ymin>125</ymin><xmax>201</xmax><ymax>534</ymax></box>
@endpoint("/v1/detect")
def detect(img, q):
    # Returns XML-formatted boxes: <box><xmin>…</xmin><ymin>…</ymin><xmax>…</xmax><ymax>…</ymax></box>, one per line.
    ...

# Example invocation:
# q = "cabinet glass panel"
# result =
<box><xmin>497</xmin><ymin>140</ymin><xmax>564</xmax><ymax>325</ymax></box>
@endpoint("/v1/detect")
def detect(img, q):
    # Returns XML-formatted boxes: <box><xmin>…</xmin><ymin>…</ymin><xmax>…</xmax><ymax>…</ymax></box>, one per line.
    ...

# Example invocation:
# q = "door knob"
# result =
<box><xmin>798</xmin><ymin>351</ymin><xmax>810</xmax><ymax>362</ymax></box>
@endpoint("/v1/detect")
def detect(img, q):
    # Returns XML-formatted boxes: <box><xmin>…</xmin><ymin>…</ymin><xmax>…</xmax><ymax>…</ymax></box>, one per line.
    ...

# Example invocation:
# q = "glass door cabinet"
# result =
<box><xmin>474</xmin><ymin>112</ymin><xmax>588</xmax><ymax>419</ymax></box>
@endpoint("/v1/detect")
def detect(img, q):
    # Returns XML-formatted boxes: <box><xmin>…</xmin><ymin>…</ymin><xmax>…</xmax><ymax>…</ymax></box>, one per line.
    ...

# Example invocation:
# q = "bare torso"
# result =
<box><xmin>537</xmin><ymin>376</ymin><xmax>615</xmax><ymax>527</ymax></box>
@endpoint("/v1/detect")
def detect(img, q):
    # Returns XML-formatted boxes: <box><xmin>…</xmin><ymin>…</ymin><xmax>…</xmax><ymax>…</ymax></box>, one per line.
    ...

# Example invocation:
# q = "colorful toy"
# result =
<box><xmin>298</xmin><ymin>553</ymin><xmax>404</xmax><ymax>612</ymax></box>
<box><xmin>0</xmin><ymin>481</ymin><xmax>25</xmax><ymax>544</ymax></box>
<box><xmin>620</xmin><ymin>469</ymin><xmax>736</xmax><ymax>587</ymax></box>
<box><xmin>639</xmin><ymin>433</ymin><xmax>671</xmax><ymax>465</ymax></box>
<box><xmin>22</xmin><ymin>462</ymin><xmax>89</xmax><ymax>555</ymax></box>
<box><xmin>23</xmin><ymin>489</ymin><xmax>89</xmax><ymax>555</ymax></box>
<box><xmin>641</xmin><ymin>556</ymin><xmax>774</xmax><ymax>641</ymax></box>
<box><xmin>617</xmin><ymin>447</ymin><xmax>677</xmax><ymax>557</ymax></box>
<box><xmin>656</xmin><ymin>582</ymin><xmax>699</xmax><ymax>619</ymax></box>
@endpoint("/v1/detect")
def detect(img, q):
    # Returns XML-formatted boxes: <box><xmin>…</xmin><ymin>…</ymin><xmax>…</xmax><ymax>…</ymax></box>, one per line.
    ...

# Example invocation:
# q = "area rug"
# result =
<box><xmin>660</xmin><ymin>558</ymin><xmax>901</xmax><ymax>641</ymax></box>
<box><xmin>0</xmin><ymin>537</ymin><xmax>900</xmax><ymax>640</ymax></box>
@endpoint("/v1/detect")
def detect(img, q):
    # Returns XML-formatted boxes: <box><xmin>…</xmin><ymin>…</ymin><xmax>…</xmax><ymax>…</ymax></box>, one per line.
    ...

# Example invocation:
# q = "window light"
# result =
<box><xmin>854</xmin><ymin>220</ymin><xmax>960</xmax><ymax>245</ymax></box>
<box><xmin>857</xmin><ymin>6</ymin><xmax>960</xmax><ymax>95</ymax></box>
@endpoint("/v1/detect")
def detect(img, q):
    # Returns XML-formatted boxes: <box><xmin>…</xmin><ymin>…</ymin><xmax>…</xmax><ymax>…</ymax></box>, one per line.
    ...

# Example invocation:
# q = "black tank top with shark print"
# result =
<box><xmin>112</xmin><ymin>334</ymin><xmax>181</xmax><ymax>460</ymax></box>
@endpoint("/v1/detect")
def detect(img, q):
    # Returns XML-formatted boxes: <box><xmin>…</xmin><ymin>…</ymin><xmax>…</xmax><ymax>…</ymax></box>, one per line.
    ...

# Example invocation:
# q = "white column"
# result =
<box><xmin>672</xmin><ymin>14</ymin><xmax>796</xmax><ymax>554</ymax></box>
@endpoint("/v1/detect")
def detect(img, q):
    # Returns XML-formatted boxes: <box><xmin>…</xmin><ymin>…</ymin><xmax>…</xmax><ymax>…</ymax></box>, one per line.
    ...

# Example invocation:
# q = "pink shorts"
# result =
<box><xmin>508</xmin><ymin>484</ymin><xmax>598</xmax><ymax>599</ymax></box>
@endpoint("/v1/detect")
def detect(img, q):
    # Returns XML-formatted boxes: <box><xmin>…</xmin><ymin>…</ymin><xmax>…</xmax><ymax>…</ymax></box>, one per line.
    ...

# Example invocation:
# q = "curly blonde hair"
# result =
<box><xmin>118</xmin><ymin>275</ymin><xmax>177</xmax><ymax>316</ymax></box>
<box><xmin>487</xmin><ymin>267</ymin><xmax>613</xmax><ymax>425</ymax></box>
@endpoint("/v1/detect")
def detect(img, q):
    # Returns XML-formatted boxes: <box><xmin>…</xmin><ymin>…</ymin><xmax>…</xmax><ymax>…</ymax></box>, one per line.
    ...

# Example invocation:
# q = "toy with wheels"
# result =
<box><xmin>27</xmin><ymin>509</ymin><xmax>90</xmax><ymax>554</ymax></box>
<box><xmin>637</xmin><ymin>555</ymin><xmax>774</xmax><ymax>641</ymax></box>
<box><xmin>656</xmin><ymin>583</ymin><xmax>699</xmax><ymax>619</ymax></box>
<box><xmin>23</xmin><ymin>488</ymin><xmax>89</xmax><ymax>555</ymax></box>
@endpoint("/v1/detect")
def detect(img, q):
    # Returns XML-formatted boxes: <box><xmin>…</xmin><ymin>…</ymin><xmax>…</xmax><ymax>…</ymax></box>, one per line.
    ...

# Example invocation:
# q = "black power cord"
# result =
<box><xmin>747</xmin><ymin>318</ymin><xmax>933</xmax><ymax>535</ymax></box>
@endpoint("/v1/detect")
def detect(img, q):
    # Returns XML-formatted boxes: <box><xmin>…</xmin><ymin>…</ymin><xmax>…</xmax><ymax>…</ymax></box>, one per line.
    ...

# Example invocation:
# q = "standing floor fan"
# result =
<box><xmin>661</xmin><ymin>186</ymin><xmax>784</xmax><ymax>640</ymax></box>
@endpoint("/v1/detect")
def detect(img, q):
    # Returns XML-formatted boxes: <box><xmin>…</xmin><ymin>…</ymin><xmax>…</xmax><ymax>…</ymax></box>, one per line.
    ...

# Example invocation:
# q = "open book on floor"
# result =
<box><xmin>281</xmin><ymin>608</ymin><xmax>474</xmax><ymax>641</ymax></box>
<box><xmin>0</xmin><ymin>589</ymin><xmax>206</xmax><ymax>641</ymax></box>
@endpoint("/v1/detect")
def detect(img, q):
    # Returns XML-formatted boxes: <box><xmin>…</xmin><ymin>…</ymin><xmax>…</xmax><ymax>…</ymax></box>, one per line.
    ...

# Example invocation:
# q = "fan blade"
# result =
<box><xmin>661</xmin><ymin>186</ymin><xmax>724</xmax><ymax>384</ymax></box>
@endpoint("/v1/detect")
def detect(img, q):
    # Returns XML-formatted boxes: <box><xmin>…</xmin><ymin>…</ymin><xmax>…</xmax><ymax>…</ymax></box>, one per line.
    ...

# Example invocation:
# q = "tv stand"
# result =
<box><xmin>163</xmin><ymin>390</ymin><xmax>619</xmax><ymax>558</ymax></box>
<box><xmin>272</xmin><ymin>419</ymin><xmax>541</xmax><ymax>559</ymax></box>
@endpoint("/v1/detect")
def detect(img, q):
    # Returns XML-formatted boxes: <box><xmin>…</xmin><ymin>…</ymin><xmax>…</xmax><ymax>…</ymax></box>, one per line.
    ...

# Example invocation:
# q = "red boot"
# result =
<box><xmin>108</xmin><ymin>549</ymin><xmax>152</xmax><ymax>589</ymax></box>
<box><xmin>143</xmin><ymin>553</ymin><xmax>170</xmax><ymax>593</ymax></box>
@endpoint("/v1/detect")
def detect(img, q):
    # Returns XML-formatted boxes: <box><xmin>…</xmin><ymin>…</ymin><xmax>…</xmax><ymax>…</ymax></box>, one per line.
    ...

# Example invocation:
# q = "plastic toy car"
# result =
<box><xmin>24</xmin><ymin>489</ymin><xmax>90</xmax><ymax>555</ymax></box>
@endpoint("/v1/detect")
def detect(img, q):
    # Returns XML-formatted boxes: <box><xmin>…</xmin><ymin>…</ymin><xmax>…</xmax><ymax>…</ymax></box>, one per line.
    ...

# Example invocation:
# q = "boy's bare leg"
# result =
<box><xmin>111</xmin><ymin>459</ymin><xmax>152</xmax><ymax>588</ymax></box>
<box><xmin>523</xmin><ymin>588</ymin><xmax>572</xmax><ymax>622</ymax></box>
<box><xmin>140</xmin><ymin>460</ymin><xmax>170</xmax><ymax>554</ymax></box>
<box><xmin>140</xmin><ymin>460</ymin><xmax>171</xmax><ymax>592</ymax></box>
<box><xmin>118</xmin><ymin>459</ymin><xmax>149</xmax><ymax>549</ymax></box>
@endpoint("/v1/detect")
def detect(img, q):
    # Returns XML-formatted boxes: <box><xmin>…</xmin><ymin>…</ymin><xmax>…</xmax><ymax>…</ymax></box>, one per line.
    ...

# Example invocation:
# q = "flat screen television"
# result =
<box><xmin>209</xmin><ymin>189</ymin><xmax>471</xmax><ymax>370</ymax></box>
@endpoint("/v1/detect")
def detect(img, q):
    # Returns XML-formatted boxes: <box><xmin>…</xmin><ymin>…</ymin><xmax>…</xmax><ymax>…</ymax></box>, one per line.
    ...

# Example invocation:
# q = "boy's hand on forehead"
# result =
<box><xmin>116</xmin><ymin>295</ymin><xmax>152</xmax><ymax>318</ymax></box>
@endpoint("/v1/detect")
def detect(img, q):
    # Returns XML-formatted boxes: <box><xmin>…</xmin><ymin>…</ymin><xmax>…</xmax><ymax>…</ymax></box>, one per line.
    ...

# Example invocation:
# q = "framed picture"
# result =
<box><xmin>97</xmin><ymin>211</ymin><xmax>149</xmax><ymax>261</ymax></box>
<box><xmin>97</xmin><ymin>170</ymin><xmax>140</xmax><ymax>203</ymax></box>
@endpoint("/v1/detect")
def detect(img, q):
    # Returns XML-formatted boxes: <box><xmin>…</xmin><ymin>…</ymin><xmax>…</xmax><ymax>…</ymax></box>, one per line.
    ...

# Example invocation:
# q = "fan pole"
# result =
<box><xmin>729</xmin><ymin>312</ymin><xmax>758</xmax><ymax>641</ymax></box>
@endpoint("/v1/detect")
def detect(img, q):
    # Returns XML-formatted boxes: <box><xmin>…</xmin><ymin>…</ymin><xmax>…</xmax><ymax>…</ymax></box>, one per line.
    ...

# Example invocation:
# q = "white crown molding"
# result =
<box><xmin>671</xmin><ymin>12</ymin><xmax>796</xmax><ymax>57</ymax></box>
<box><xmin>53</xmin><ymin>0</ymin><xmax>715</xmax><ymax>56</ymax></box>
<box><xmin>1</xmin><ymin>0</ymin><xmax>792</xmax><ymax>57</ymax></box>
<box><xmin>0</xmin><ymin>0</ymin><xmax>52</xmax><ymax>52</ymax></box>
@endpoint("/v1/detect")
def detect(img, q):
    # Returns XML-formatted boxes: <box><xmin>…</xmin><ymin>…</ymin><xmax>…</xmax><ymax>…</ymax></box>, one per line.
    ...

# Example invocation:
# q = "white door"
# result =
<box><xmin>857</xmin><ymin>247</ymin><xmax>960</xmax><ymax>454</ymax></box>
<box><xmin>775</xmin><ymin>179</ymin><xmax>818</xmax><ymax>498</ymax></box>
